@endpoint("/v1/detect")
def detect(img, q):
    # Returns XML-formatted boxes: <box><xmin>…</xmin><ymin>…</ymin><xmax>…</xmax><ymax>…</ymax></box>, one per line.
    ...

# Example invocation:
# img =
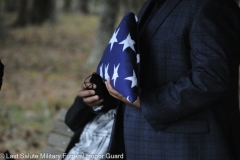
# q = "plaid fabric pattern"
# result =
<box><xmin>65</xmin><ymin>109</ymin><xmax>116</xmax><ymax>160</ymax></box>
<box><xmin>121</xmin><ymin>0</ymin><xmax>240</xmax><ymax>159</ymax></box>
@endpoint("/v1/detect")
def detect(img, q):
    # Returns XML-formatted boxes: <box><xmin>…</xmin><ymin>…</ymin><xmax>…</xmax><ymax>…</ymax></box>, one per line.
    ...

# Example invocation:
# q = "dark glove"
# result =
<box><xmin>86</xmin><ymin>73</ymin><xmax>118</xmax><ymax>114</ymax></box>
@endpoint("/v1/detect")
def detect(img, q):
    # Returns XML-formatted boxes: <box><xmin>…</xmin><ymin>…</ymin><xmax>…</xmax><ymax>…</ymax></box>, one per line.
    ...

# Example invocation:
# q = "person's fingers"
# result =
<box><xmin>105</xmin><ymin>78</ymin><xmax>140</xmax><ymax>108</ymax></box>
<box><xmin>83</xmin><ymin>95</ymin><xmax>104</xmax><ymax>106</ymax></box>
<box><xmin>105</xmin><ymin>78</ymin><xmax>124</xmax><ymax>100</ymax></box>
<box><xmin>84</xmin><ymin>95</ymin><xmax>99</xmax><ymax>102</ymax></box>
<box><xmin>106</xmin><ymin>78</ymin><xmax>115</xmax><ymax>93</ymax></box>
<box><xmin>78</xmin><ymin>89</ymin><xmax>95</xmax><ymax>98</ymax></box>
<box><xmin>81</xmin><ymin>82</ymin><xmax>97</xmax><ymax>90</ymax></box>
<box><xmin>88</xmin><ymin>99</ymin><xmax>104</xmax><ymax>106</ymax></box>
<box><xmin>105</xmin><ymin>78</ymin><xmax>110</xmax><ymax>92</ymax></box>
<box><xmin>105</xmin><ymin>78</ymin><xmax>116</xmax><ymax>97</ymax></box>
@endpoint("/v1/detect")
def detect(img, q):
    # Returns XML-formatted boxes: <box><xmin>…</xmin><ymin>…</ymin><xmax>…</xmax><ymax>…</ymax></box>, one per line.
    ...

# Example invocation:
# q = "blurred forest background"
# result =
<box><xmin>0</xmin><ymin>0</ymin><xmax>145</xmax><ymax>155</ymax></box>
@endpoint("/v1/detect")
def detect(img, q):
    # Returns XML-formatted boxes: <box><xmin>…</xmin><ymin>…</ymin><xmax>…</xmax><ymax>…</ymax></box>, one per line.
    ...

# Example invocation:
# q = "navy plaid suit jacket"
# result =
<box><xmin>65</xmin><ymin>0</ymin><xmax>240</xmax><ymax>159</ymax></box>
<box><xmin>123</xmin><ymin>0</ymin><xmax>240</xmax><ymax>159</ymax></box>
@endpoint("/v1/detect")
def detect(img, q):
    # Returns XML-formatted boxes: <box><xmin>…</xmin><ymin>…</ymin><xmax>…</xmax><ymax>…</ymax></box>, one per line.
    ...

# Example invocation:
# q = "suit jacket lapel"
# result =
<box><xmin>137</xmin><ymin>0</ymin><xmax>153</xmax><ymax>27</ymax></box>
<box><xmin>140</xmin><ymin>0</ymin><xmax>181</xmax><ymax>43</ymax></box>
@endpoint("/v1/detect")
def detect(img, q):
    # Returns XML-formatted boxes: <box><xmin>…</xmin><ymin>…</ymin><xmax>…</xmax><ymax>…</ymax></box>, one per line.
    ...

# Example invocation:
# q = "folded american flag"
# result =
<box><xmin>96</xmin><ymin>12</ymin><xmax>139</xmax><ymax>103</ymax></box>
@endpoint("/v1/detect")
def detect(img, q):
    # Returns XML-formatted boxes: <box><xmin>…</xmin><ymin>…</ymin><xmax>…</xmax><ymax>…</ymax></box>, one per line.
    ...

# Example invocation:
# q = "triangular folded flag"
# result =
<box><xmin>96</xmin><ymin>12</ymin><xmax>139</xmax><ymax>103</ymax></box>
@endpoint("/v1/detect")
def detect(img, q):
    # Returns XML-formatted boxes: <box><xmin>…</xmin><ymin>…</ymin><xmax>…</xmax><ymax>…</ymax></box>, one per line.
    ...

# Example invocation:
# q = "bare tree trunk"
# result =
<box><xmin>79</xmin><ymin>0</ymin><xmax>89</xmax><ymax>14</ymax></box>
<box><xmin>0</xmin><ymin>0</ymin><xmax>2</xmax><ymax>12</ymax></box>
<box><xmin>132</xmin><ymin>0</ymin><xmax>146</xmax><ymax>14</ymax></box>
<box><xmin>122</xmin><ymin>0</ymin><xmax>145</xmax><ymax>14</ymax></box>
<box><xmin>63</xmin><ymin>0</ymin><xmax>72</xmax><ymax>12</ymax></box>
<box><xmin>121</xmin><ymin>0</ymin><xmax>131</xmax><ymax>14</ymax></box>
<box><xmin>0</xmin><ymin>60</ymin><xmax>4</xmax><ymax>90</ymax></box>
<box><xmin>48</xmin><ymin>0</ymin><xmax>57</xmax><ymax>23</ymax></box>
<box><xmin>30</xmin><ymin>0</ymin><xmax>57</xmax><ymax>25</ymax></box>
<box><xmin>0</xmin><ymin>0</ymin><xmax>7</xmax><ymax>41</ymax></box>
<box><xmin>0</xmin><ymin>0</ymin><xmax>2</xmax><ymax>13</ymax></box>
<box><xmin>12</xmin><ymin>0</ymin><xmax>29</xmax><ymax>27</ymax></box>
<box><xmin>85</xmin><ymin>0</ymin><xmax>120</xmax><ymax>68</ymax></box>
<box><xmin>4</xmin><ymin>0</ymin><xmax>19</xmax><ymax>12</ymax></box>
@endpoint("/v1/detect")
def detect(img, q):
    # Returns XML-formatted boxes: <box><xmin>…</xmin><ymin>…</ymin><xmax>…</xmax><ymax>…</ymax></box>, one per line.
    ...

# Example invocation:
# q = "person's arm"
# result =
<box><xmin>140</xmin><ymin>1</ymin><xmax>240</xmax><ymax>131</ymax></box>
<box><xmin>66</xmin><ymin>80</ymin><xmax>119</xmax><ymax>131</ymax></box>
<box><xmin>106</xmin><ymin>1</ymin><xmax>240</xmax><ymax>131</ymax></box>
<box><xmin>65</xmin><ymin>96</ymin><xmax>96</xmax><ymax>132</ymax></box>
<box><xmin>79</xmin><ymin>77</ymin><xmax>119</xmax><ymax>114</ymax></box>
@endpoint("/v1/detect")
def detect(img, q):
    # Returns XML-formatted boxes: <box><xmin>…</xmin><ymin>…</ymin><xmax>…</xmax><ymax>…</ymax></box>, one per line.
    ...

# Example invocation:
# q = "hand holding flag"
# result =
<box><xmin>105</xmin><ymin>78</ymin><xmax>140</xmax><ymax>108</ymax></box>
<box><xmin>96</xmin><ymin>12</ymin><xmax>139</xmax><ymax>103</ymax></box>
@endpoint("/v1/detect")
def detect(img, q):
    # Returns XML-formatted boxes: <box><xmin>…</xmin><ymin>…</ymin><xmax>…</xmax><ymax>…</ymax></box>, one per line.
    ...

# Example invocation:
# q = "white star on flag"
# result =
<box><xmin>125</xmin><ymin>70</ymin><xmax>137</xmax><ymax>88</ymax></box>
<box><xmin>112</xmin><ymin>64</ymin><xmax>120</xmax><ymax>86</ymax></box>
<box><xmin>104</xmin><ymin>64</ymin><xmax>109</xmax><ymax>80</ymax></box>
<box><xmin>109</xmin><ymin>28</ymin><xmax>120</xmax><ymax>51</ymax></box>
<box><xmin>119</xmin><ymin>33</ymin><xmax>135</xmax><ymax>52</ymax></box>
<box><xmin>95</xmin><ymin>12</ymin><xmax>139</xmax><ymax>103</ymax></box>
<box><xmin>99</xmin><ymin>63</ymin><xmax>103</xmax><ymax>78</ymax></box>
